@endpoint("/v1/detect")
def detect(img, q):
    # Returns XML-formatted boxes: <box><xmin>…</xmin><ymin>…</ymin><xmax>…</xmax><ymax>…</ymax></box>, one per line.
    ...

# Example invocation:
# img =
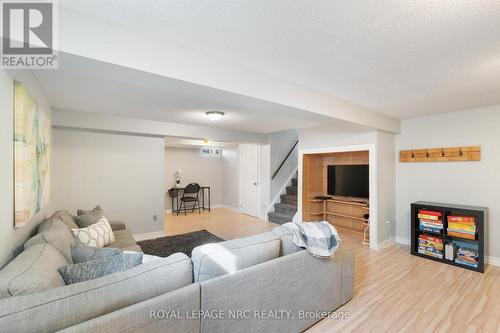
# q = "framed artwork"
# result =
<box><xmin>14</xmin><ymin>81</ymin><xmax>51</xmax><ymax>228</ymax></box>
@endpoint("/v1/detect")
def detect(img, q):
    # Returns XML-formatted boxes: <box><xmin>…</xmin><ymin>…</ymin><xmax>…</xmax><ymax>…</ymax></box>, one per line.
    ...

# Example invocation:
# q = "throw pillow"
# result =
<box><xmin>72</xmin><ymin>217</ymin><xmax>116</xmax><ymax>248</ymax></box>
<box><xmin>71</xmin><ymin>245</ymin><xmax>121</xmax><ymax>264</ymax></box>
<box><xmin>0</xmin><ymin>244</ymin><xmax>67</xmax><ymax>297</ymax></box>
<box><xmin>24</xmin><ymin>218</ymin><xmax>76</xmax><ymax>263</ymax></box>
<box><xmin>75</xmin><ymin>205</ymin><xmax>104</xmax><ymax>228</ymax></box>
<box><xmin>51</xmin><ymin>210</ymin><xmax>79</xmax><ymax>230</ymax></box>
<box><xmin>58</xmin><ymin>252</ymin><xmax>143</xmax><ymax>285</ymax></box>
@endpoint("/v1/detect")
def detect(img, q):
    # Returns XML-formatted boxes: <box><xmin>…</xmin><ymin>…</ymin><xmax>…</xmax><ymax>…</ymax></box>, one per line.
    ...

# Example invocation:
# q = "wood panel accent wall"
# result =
<box><xmin>302</xmin><ymin>150</ymin><xmax>369</xmax><ymax>234</ymax></box>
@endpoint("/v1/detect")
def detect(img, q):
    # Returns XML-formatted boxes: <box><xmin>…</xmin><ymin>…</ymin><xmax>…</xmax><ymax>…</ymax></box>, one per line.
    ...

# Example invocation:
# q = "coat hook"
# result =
<box><xmin>426</xmin><ymin>150</ymin><xmax>430</xmax><ymax>158</ymax></box>
<box><xmin>441</xmin><ymin>148</ymin><xmax>446</xmax><ymax>157</ymax></box>
<box><xmin>459</xmin><ymin>148</ymin><xmax>463</xmax><ymax>157</ymax></box>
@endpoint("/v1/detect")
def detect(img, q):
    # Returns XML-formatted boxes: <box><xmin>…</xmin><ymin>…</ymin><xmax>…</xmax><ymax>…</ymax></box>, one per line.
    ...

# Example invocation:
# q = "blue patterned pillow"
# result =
<box><xmin>71</xmin><ymin>245</ymin><xmax>121</xmax><ymax>264</ymax></box>
<box><xmin>58</xmin><ymin>252</ymin><xmax>143</xmax><ymax>285</ymax></box>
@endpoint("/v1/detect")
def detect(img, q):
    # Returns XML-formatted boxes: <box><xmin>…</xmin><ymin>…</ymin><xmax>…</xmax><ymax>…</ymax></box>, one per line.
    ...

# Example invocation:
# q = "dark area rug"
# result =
<box><xmin>137</xmin><ymin>230</ymin><xmax>225</xmax><ymax>257</ymax></box>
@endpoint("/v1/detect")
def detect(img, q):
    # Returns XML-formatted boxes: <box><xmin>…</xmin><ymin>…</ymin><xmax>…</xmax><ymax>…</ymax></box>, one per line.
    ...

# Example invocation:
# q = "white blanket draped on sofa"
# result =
<box><xmin>282</xmin><ymin>221</ymin><xmax>341</xmax><ymax>258</ymax></box>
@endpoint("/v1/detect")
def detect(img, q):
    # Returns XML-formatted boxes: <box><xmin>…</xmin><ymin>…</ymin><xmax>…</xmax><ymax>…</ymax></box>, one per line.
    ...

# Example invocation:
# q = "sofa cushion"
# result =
<box><xmin>58</xmin><ymin>252</ymin><xmax>143</xmax><ymax>285</ymax></box>
<box><xmin>0</xmin><ymin>244</ymin><xmax>67</xmax><ymax>298</ymax></box>
<box><xmin>51</xmin><ymin>210</ymin><xmax>79</xmax><ymax>230</ymax></box>
<box><xmin>272</xmin><ymin>226</ymin><xmax>303</xmax><ymax>256</ymax></box>
<box><xmin>140</xmin><ymin>253</ymin><xmax>163</xmax><ymax>264</ymax></box>
<box><xmin>198</xmin><ymin>249</ymin><xmax>352</xmax><ymax>333</ymax></box>
<box><xmin>71</xmin><ymin>245</ymin><xmax>121</xmax><ymax>264</ymax></box>
<box><xmin>0</xmin><ymin>253</ymin><xmax>193</xmax><ymax>332</ymax></box>
<box><xmin>24</xmin><ymin>218</ymin><xmax>76</xmax><ymax>263</ymax></box>
<box><xmin>75</xmin><ymin>205</ymin><xmax>104</xmax><ymax>228</ymax></box>
<box><xmin>72</xmin><ymin>217</ymin><xmax>115</xmax><ymax>248</ymax></box>
<box><xmin>108</xmin><ymin>220</ymin><xmax>126</xmax><ymax>231</ymax></box>
<box><xmin>109</xmin><ymin>229</ymin><xmax>138</xmax><ymax>250</ymax></box>
<box><xmin>191</xmin><ymin>231</ymin><xmax>280</xmax><ymax>282</ymax></box>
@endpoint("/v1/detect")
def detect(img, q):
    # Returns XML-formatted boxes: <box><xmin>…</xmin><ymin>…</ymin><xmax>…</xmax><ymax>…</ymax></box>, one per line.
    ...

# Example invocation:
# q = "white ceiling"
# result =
<box><xmin>33</xmin><ymin>54</ymin><xmax>328</xmax><ymax>134</ymax></box>
<box><xmin>58</xmin><ymin>0</ymin><xmax>500</xmax><ymax>118</ymax></box>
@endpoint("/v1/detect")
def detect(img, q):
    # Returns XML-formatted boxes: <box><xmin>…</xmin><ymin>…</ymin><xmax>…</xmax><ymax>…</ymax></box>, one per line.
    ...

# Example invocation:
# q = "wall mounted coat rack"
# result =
<box><xmin>399</xmin><ymin>146</ymin><xmax>481</xmax><ymax>162</ymax></box>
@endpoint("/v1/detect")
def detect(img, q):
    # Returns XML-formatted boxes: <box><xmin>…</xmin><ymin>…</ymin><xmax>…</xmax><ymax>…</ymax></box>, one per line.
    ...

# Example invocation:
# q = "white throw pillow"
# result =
<box><xmin>72</xmin><ymin>217</ymin><xmax>115</xmax><ymax>248</ymax></box>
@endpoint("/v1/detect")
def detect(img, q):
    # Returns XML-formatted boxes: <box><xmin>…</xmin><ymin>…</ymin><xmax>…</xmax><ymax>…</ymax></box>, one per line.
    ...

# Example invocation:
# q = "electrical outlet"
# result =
<box><xmin>153</xmin><ymin>215</ymin><xmax>158</xmax><ymax>222</ymax></box>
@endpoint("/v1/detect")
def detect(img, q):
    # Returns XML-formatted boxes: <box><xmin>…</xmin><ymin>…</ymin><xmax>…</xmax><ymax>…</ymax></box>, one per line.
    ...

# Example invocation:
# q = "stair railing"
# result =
<box><xmin>271</xmin><ymin>140</ymin><xmax>298</xmax><ymax>180</ymax></box>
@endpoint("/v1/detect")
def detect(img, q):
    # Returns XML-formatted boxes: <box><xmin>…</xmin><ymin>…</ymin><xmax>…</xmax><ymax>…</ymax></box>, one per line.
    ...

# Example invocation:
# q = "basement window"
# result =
<box><xmin>200</xmin><ymin>147</ymin><xmax>222</xmax><ymax>157</ymax></box>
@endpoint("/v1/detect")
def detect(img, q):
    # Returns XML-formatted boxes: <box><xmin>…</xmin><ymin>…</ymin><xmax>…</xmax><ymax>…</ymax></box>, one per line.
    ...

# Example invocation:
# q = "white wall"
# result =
<box><xmin>0</xmin><ymin>70</ymin><xmax>53</xmax><ymax>267</ymax></box>
<box><xmin>377</xmin><ymin>131</ymin><xmax>396</xmax><ymax>242</ymax></box>
<box><xmin>299</xmin><ymin>126</ymin><xmax>378</xmax><ymax>150</ymax></box>
<box><xmin>222</xmin><ymin>148</ymin><xmax>240</xmax><ymax>209</ymax></box>
<box><xmin>269</xmin><ymin>129</ymin><xmax>298</xmax><ymax>204</ymax></box>
<box><xmin>52</xmin><ymin>129</ymin><xmax>165</xmax><ymax>235</ymax></box>
<box><xmin>165</xmin><ymin>147</ymin><xmax>240</xmax><ymax>211</ymax></box>
<box><xmin>395</xmin><ymin>105</ymin><xmax>500</xmax><ymax>257</ymax></box>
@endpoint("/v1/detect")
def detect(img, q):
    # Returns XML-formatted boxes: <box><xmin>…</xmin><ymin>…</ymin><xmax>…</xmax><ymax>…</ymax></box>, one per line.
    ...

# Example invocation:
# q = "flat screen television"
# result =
<box><xmin>327</xmin><ymin>165</ymin><xmax>369</xmax><ymax>198</ymax></box>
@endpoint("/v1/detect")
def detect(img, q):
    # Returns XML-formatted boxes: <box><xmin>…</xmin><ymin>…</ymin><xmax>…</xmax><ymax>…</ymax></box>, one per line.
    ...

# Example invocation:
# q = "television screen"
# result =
<box><xmin>327</xmin><ymin>165</ymin><xmax>369</xmax><ymax>198</ymax></box>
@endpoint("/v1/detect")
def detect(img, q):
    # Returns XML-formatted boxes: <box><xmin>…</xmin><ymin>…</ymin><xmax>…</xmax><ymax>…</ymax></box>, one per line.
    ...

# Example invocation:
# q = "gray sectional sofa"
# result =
<box><xmin>0</xmin><ymin>210</ymin><xmax>354</xmax><ymax>333</ymax></box>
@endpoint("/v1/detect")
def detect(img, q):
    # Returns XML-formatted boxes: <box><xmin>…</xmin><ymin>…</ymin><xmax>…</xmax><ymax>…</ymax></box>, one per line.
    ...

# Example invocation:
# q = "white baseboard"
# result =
<box><xmin>213</xmin><ymin>204</ymin><xmax>240</xmax><ymax>212</ymax></box>
<box><xmin>377</xmin><ymin>238</ymin><xmax>393</xmax><ymax>249</ymax></box>
<box><xmin>164</xmin><ymin>205</ymin><xmax>239</xmax><ymax>215</ymax></box>
<box><xmin>486</xmin><ymin>256</ymin><xmax>500</xmax><ymax>267</ymax></box>
<box><xmin>394</xmin><ymin>237</ymin><xmax>411</xmax><ymax>246</ymax></box>
<box><xmin>133</xmin><ymin>231</ymin><xmax>166</xmax><ymax>242</ymax></box>
<box><xmin>373</xmin><ymin>237</ymin><xmax>408</xmax><ymax>249</ymax></box>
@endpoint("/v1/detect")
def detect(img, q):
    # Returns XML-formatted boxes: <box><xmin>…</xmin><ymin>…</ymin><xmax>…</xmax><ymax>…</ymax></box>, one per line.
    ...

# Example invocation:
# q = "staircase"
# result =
<box><xmin>268</xmin><ymin>176</ymin><xmax>298</xmax><ymax>225</ymax></box>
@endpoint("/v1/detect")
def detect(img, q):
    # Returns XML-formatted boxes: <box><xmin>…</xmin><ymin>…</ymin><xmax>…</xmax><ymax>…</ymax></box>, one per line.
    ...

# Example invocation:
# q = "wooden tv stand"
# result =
<box><xmin>307</xmin><ymin>197</ymin><xmax>369</xmax><ymax>233</ymax></box>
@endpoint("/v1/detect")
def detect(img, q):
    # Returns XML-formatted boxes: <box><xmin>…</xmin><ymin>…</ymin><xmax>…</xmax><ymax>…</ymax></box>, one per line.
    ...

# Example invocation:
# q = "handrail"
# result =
<box><xmin>271</xmin><ymin>140</ymin><xmax>298</xmax><ymax>180</ymax></box>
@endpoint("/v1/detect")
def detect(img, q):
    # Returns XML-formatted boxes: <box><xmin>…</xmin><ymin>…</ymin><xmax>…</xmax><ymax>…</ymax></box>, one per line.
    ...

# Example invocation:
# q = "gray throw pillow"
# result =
<box><xmin>75</xmin><ymin>205</ymin><xmax>104</xmax><ymax>228</ymax></box>
<box><xmin>51</xmin><ymin>210</ymin><xmax>79</xmax><ymax>229</ymax></box>
<box><xmin>58</xmin><ymin>252</ymin><xmax>143</xmax><ymax>285</ymax></box>
<box><xmin>0</xmin><ymin>244</ymin><xmax>67</xmax><ymax>297</ymax></box>
<box><xmin>24</xmin><ymin>218</ymin><xmax>76</xmax><ymax>263</ymax></box>
<box><xmin>71</xmin><ymin>245</ymin><xmax>121</xmax><ymax>264</ymax></box>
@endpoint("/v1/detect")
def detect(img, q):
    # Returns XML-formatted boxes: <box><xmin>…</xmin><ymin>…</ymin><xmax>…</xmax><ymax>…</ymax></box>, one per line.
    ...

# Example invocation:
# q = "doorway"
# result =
<box><xmin>239</xmin><ymin>144</ymin><xmax>261</xmax><ymax>218</ymax></box>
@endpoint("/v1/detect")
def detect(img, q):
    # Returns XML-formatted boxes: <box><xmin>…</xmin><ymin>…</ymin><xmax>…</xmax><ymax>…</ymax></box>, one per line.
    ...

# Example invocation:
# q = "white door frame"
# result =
<box><xmin>239</xmin><ymin>144</ymin><xmax>261</xmax><ymax>218</ymax></box>
<box><xmin>298</xmin><ymin>144</ymin><xmax>378</xmax><ymax>250</ymax></box>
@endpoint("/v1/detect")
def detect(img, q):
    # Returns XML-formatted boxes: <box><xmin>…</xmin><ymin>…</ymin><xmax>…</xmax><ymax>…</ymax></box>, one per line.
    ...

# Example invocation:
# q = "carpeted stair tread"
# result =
<box><xmin>268</xmin><ymin>212</ymin><xmax>294</xmax><ymax>225</ymax></box>
<box><xmin>274</xmin><ymin>203</ymin><xmax>298</xmax><ymax>212</ymax></box>
<box><xmin>280</xmin><ymin>194</ymin><xmax>297</xmax><ymax>206</ymax></box>
<box><xmin>270</xmin><ymin>177</ymin><xmax>298</xmax><ymax>224</ymax></box>
<box><xmin>286</xmin><ymin>186</ymin><xmax>297</xmax><ymax>195</ymax></box>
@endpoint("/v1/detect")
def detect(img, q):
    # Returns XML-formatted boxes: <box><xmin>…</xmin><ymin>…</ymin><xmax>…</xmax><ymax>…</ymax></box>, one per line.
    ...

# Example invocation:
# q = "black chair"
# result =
<box><xmin>177</xmin><ymin>183</ymin><xmax>201</xmax><ymax>216</ymax></box>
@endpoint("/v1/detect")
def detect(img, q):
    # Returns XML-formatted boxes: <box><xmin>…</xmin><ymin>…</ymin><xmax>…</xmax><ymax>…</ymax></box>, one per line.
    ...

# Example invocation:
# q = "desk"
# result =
<box><xmin>168</xmin><ymin>186</ymin><xmax>211</xmax><ymax>214</ymax></box>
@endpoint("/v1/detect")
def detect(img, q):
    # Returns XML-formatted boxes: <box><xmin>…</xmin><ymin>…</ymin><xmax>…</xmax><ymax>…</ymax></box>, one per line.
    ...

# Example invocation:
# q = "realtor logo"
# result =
<box><xmin>1</xmin><ymin>0</ymin><xmax>58</xmax><ymax>68</ymax></box>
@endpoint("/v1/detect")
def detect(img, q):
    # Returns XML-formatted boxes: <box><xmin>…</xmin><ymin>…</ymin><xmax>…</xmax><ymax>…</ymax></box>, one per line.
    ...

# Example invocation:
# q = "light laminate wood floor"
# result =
<box><xmin>307</xmin><ymin>231</ymin><xmax>500</xmax><ymax>333</ymax></box>
<box><xmin>165</xmin><ymin>208</ymin><xmax>500</xmax><ymax>332</ymax></box>
<box><xmin>164</xmin><ymin>207</ymin><xmax>276</xmax><ymax>239</ymax></box>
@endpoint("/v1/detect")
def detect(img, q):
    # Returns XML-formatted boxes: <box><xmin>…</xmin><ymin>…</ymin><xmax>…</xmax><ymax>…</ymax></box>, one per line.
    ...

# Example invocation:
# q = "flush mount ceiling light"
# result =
<box><xmin>205</xmin><ymin>111</ymin><xmax>225</xmax><ymax>121</ymax></box>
